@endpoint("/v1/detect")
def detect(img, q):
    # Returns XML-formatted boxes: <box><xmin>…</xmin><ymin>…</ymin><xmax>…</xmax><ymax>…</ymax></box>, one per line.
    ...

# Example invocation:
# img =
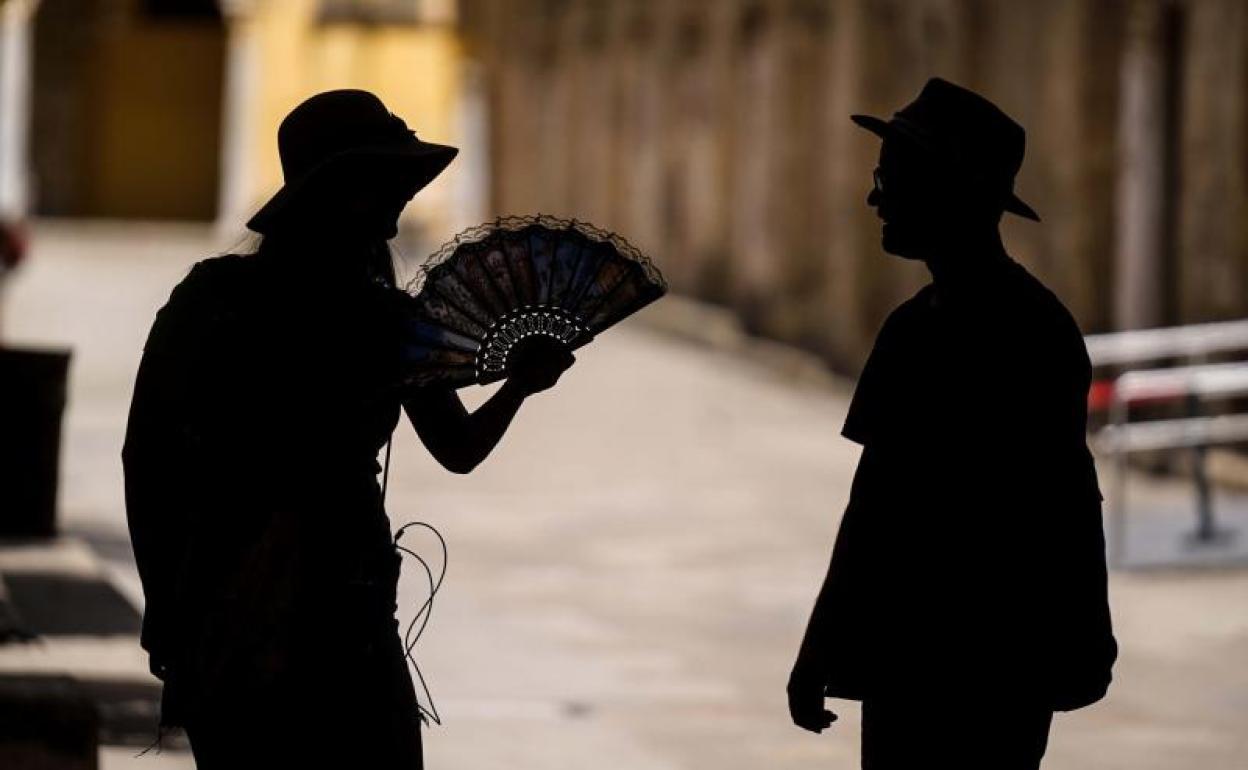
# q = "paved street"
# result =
<box><xmin>3</xmin><ymin>222</ymin><xmax>1247</xmax><ymax>769</ymax></box>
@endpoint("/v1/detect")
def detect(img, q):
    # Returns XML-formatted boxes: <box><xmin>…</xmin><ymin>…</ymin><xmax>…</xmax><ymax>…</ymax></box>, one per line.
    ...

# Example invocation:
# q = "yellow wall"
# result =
<box><xmin>31</xmin><ymin>0</ymin><xmax>226</xmax><ymax>219</ymax></box>
<box><xmin>38</xmin><ymin>0</ymin><xmax>464</xmax><ymax>227</ymax></box>
<box><xmin>87</xmin><ymin>21</ymin><xmax>226</xmax><ymax>219</ymax></box>
<box><xmin>242</xmin><ymin>0</ymin><xmax>464</xmax><ymax>236</ymax></box>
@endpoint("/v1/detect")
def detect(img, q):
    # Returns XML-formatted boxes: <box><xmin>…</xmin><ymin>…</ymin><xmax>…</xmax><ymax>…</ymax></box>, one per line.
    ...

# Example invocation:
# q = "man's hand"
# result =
<box><xmin>787</xmin><ymin>666</ymin><xmax>838</xmax><ymax>733</ymax></box>
<box><xmin>506</xmin><ymin>336</ymin><xmax>575</xmax><ymax>395</ymax></box>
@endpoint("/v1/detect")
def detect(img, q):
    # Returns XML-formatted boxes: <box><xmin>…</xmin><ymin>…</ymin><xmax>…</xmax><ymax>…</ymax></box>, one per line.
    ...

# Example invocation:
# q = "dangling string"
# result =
<box><xmin>394</xmin><ymin>521</ymin><xmax>446</xmax><ymax>727</ymax></box>
<box><xmin>380</xmin><ymin>239</ymin><xmax>447</xmax><ymax>726</ymax></box>
<box><xmin>382</xmin><ymin>434</ymin><xmax>393</xmax><ymax>497</ymax></box>
<box><xmin>381</xmin><ymin>436</ymin><xmax>447</xmax><ymax>727</ymax></box>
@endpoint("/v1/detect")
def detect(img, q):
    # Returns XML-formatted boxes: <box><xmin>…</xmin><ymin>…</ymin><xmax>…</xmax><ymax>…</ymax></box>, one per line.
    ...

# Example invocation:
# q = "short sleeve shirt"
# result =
<box><xmin>841</xmin><ymin>288</ymin><xmax>934</xmax><ymax>448</ymax></box>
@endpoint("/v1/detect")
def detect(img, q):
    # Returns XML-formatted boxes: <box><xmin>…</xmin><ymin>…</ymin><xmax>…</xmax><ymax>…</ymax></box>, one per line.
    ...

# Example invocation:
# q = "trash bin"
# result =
<box><xmin>0</xmin><ymin>347</ymin><xmax>72</xmax><ymax>538</ymax></box>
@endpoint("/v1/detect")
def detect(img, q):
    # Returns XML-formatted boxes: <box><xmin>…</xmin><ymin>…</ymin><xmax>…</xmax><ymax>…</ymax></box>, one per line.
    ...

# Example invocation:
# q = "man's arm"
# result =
<box><xmin>1009</xmin><ymin>324</ymin><xmax>1117</xmax><ymax>710</ymax></box>
<box><xmin>788</xmin><ymin>443</ymin><xmax>886</xmax><ymax>732</ymax></box>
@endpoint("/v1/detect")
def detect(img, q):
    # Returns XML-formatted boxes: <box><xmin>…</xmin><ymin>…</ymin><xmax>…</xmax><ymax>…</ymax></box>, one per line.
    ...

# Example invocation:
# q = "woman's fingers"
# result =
<box><xmin>506</xmin><ymin>338</ymin><xmax>576</xmax><ymax>394</ymax></box>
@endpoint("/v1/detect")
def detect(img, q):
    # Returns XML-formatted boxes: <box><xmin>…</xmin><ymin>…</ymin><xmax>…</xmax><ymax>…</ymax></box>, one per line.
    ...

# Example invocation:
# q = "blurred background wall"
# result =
<box><xmin>459</xmin><ymin>0</ymin><xmax>1248</xmax><ymax>373</ymax></box>
<box><xmin>1</xmin><ymin>0</ymin><xmax>1246</xmax><ymax>372</ymax></box>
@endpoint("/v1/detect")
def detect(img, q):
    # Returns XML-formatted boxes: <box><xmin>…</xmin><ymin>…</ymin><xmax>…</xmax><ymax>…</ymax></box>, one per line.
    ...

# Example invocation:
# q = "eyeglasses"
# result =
<box><xmin>872</xmin><ymin>167</ymin><xmax>885</xmax><ymax>195</ymax></box>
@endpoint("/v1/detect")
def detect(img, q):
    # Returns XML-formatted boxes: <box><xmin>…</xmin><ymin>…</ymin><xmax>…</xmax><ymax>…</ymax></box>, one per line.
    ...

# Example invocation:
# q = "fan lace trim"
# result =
<box><xmin>404</xmin><ymin>213</ymin><xmax>666</xmax><ymax>296</ymax></box>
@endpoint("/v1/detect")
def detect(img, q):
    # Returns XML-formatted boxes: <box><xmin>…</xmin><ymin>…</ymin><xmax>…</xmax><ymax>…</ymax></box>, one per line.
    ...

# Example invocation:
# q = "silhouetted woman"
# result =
<box><xmin>122</xmin><ymin>90</ymin><xmax>572</xmax><ymax>768</ymax></box>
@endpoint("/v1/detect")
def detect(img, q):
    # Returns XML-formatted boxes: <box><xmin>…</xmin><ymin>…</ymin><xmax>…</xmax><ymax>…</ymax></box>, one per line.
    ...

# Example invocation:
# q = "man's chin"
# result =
<box><xmin>881</xmin><ymin>233</ymin><xmax>923</xmax><ymax>261</ymax></box>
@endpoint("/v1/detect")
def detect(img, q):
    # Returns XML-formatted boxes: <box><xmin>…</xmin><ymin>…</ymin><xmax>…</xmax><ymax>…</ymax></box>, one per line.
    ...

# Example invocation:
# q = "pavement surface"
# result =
<box><xmin>1</xmin><ymin>221</ymin><xmax>1246</xmax><ymax>769</ymax></box>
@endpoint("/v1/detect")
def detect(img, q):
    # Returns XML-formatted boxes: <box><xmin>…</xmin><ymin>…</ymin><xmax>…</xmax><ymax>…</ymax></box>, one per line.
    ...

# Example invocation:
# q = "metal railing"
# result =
<box><xmin>1086</xmin><ymin>321</ymin><xmax>1248</xmax><ymax>567</ymax></box>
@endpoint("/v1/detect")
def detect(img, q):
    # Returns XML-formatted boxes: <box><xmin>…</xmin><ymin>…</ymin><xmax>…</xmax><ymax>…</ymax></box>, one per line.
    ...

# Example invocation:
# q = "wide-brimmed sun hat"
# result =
<box><xmin>246</xmin><ymin>89</ymin><xmax>459</xmax><ymax>234</ymax></box>
<box><xmin>851</xmin><ymin>77</ymin><xmax>1040</xmax><ymax>222</ymax></box>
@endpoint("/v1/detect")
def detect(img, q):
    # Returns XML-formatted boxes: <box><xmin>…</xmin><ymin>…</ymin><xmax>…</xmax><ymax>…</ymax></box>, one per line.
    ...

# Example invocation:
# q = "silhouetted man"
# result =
<box><xmin>787</xmin><ymin>78</ymin><xmax>1116</xmax><ymax>769</ymax></box>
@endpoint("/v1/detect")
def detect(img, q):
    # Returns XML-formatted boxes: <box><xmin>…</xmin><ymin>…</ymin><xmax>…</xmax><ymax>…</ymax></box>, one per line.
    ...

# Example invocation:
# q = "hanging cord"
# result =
<box><xmin>378</xmin><ymin>242</ymin><xmax>447</xmax><ymax>726</ymax></box>
<box><xmin>381</xmin><ymin>436</ymin><xmax>448</xmax><ymax>727</ymax></box>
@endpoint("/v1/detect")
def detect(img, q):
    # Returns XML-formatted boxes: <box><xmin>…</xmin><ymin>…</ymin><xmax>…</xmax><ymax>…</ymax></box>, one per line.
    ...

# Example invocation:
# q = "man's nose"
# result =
<box><xmin>867</xmin><ymin>187</ymin><xmax>881</xmax><ymax>208</ymax></box>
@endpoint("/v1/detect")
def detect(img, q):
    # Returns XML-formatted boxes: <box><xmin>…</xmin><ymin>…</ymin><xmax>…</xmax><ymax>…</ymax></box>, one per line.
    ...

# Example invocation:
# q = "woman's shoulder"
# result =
<box><xmin>177</xmin><ymin>252</ymin><xmax>261</xmax><ymax>293</ymax></box>
<box><xmin>166</xmin><ymin>252</ymin><xmax>277</xmax><ymax>311</ymax></box>
<box><xmin>146</xmin><ymin>254</ymin><xmax>263</xmax><ymax>352</ymax></box>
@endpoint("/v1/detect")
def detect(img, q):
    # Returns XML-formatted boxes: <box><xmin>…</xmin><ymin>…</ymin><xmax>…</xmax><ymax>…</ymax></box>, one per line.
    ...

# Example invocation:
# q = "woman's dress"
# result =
<box><xmin>122</xmin><ymin>248</ymin><xmax>423</xmax><ymax>767</ymax></box>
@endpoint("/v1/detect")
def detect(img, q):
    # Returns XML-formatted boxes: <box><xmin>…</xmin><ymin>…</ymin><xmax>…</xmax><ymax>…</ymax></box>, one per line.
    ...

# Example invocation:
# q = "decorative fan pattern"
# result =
<box><xmin>399</xmin><ymin>215</ymin><xmax>666</xmax><ymax>388</ymax></box>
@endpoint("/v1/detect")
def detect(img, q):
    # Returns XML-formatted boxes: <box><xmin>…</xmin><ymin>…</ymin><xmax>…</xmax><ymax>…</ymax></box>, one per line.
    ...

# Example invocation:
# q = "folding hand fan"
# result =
<box><xmin>398</xmin><ymin>214</ymin><xmax>667</xmax><ymax>388</ymax></box>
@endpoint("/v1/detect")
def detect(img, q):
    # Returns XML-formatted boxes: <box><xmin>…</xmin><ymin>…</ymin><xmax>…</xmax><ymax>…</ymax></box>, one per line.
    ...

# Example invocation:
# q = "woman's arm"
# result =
<box><xmin>123</xmin><ymin>342</ymin><xmax>193</xmax><ymax>676</ymax></box>
<box><xmin>403</xmin><ymin>381</ymin><xmax>527</xmax><ymax>474</ymax></box>
<box><xmin>122</xmin><ymin>262</ymin><xmax>228</xmax><ymax>675</ymax></box>
<box><xmin>403</xmin><ymin>336</ymin><xmax>574</xmax><ymax>474</ymax></box>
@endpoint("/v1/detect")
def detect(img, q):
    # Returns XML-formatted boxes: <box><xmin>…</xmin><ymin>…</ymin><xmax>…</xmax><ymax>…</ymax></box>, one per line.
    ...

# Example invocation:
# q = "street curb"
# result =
<box><xmin>0</xmin><ymin>537</ymin><xmax>102</xmax><ymax>644</ymax></box>
<box><xmin>0</xmin><ymin>572</ymin><xmax>35</xmax><ymax>644</ymax></box>
<box><xmin>0</xmin><ymin>535</ymin><xmax>142</xmax><ymax>641</ymax></box>
<box><xmin>0</xmin><ymin>536</ymin><xmax>106</xmax><ymax>579</ymax></box>
<box><xmin>0</xmin><ymin>536</ymin><xmax>166</xmax><ymax>749</ymax></box>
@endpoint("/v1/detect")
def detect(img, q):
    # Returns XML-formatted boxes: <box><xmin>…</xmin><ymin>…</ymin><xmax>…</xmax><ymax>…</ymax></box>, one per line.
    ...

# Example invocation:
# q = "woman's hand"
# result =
<box><xmin>505</xmin><ymin>336</ymin><xmax>575</xmax><ymax>396</ymax></box>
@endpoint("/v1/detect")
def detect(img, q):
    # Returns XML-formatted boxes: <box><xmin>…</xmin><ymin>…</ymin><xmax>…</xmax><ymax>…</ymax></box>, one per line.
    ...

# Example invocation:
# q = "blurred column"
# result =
<box><xmin>0</xmin><ymin>0</ymin><xmax>40</xmax><ymax>217</ymax></box>
<box><xmin>614</xmin><ymin>0</ymin><xmax>672</xmax><ymax>257</ymax></box>
<box><xmin>217</xmin><ymin>0</ymin><xmax>259</xmax><ymax>233</ymax></box>
<box><xmin>1176</xmin><ymin>0</ymin><xmax>1248</xmax><ymax>323</ymax></box>
<box><xmin>449</xmin><ymin>59</ymin><xmax>489</xmax><ymax>233</ymax></box>
<box><xmin>562</xmin><ymin>1</ymin><xmax>613</xmax><ymax>227</ymax></box>
<box><xmin>822</xmin><ymin>0</ymin><xmax>867</xmax><ymax>371</ymax></box>
<box><xmin>1114</xmin><ymin>0</ymin><xmax>1175</xmax><ymax>331</ymax></box>
<box><xmin>826</xmin><ymin>0</ymin><xmax>929</xmax><ymax>369</ymax></box>
<box><xmin>773</xmin><ymin>0</ymin><xmax>833</xmax><ymax>344</ymax></box>
<box><xmin>1035</xmin><ymin>0</ymin><xmax>1125</xmax><ymax>332</ymax></box>
<box><xmin>727</xmin><ymin>0</ymin><xmax>781</xmax><ymax>331</ymax></box>
<box><xmin>663</xmin><ymin>0</ymin><xmax>731</xmax><ymax>294</ymax></box>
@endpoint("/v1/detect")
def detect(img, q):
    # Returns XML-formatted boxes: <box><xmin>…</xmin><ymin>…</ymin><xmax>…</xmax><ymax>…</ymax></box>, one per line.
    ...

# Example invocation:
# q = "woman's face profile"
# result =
<box><xmin>335</xmin><ymin>161</ymin><xmax>419</xmax><ymax>242</ymax></box>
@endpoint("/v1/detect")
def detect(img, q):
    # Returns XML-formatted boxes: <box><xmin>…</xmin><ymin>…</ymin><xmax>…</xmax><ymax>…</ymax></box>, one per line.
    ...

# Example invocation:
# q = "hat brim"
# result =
<box><xmin>246</xmin><ymin>141</ymin><xmax>459</xmax><ymax>234</ymax></box>
<box><xmin>850</xmin><ymin>113</ymin><xmax>1040</xmax><ymax>222</ymax></box>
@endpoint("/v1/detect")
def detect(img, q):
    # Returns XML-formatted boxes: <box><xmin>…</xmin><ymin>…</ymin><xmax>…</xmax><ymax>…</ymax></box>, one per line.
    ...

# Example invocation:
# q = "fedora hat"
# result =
<box><xmin>246</xmin><ymin>89</ymin><xmax>459</xmax><ymax>234</ymax></box>
<box><xmin>851</xmin><ymin>77</ymin><xmax>1040</xmax><ymax>222</ymax></box>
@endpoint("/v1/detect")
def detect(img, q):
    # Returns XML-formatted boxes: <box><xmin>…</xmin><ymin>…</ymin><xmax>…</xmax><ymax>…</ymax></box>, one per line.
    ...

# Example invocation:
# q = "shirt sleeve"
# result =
<box><xmin>121</xmin><ymin>260</ymin><xmax>233</xmax><ymax>669</ymax></box>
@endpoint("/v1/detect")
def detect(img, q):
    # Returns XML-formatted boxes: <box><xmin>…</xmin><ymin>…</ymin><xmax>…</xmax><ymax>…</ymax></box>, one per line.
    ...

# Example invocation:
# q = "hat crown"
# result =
<box><xmin>894</xmin><ymin>77</ymin><xmax>1026</xmax><ymax>180</ymax></box>
<box><xmin>850</xmin><ymin>77</ymin><xmax>1039</xmax><ymax>220</ymax></box>
<box><xmin>276</xmin><ymin>89</ymin><xmax>414</xmax><ymax>181</ymax></box>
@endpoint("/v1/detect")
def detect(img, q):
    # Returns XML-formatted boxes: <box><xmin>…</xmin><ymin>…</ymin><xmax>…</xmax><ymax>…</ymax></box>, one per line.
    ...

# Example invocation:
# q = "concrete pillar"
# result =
<box><xmin>773</xmin><ymin>0</ymin><xmax>835</xmax><ymax>346</ymax></box>
<box><xmin>0</xmin><ymin>0</ymin><xmax>40</xmax><ymax>218</ymax></box>
<box><xmin>823</xmin><ymin>0</ymin><xmax>871</xmax><ymax>369</ymax></box>
<box><xmin>662</xmin><ymin>0</ymin><xmax>732</xmax><ymax>294</ymax></box>
<box><xmin>217</xmin><ymin>0</ymin><xmax>260</xmax><ymax>234</ymax></box>
<box><xmin>612</xmin><ymin>0</ymin><xmax>672</xmax><ymax>257</ymax></box>
<box><xmin>727</xmin><ymin>0</ymin><xmax>782</xmax><ymax>329</ymax></box>
<box><xmin>831</xmin><ymin>0</ymin><xmax>934</xmax><ymax>367</ymax></box>
<box><xmin>448</xmin><ymin>59</ymin><xmax>489</xmax><ymax>234</ymax></box>
<box><xmin>1114</xmin><ymin>0</ymin><xmax>1176</xmax><ymax>331</ymax></box>
<box><xmin>486</xmin><ymin>1</ymin><xmax>536</xmax><ymax>215</ymax></box>
<box><xmin>1177</xmin><ymin>0</ymin><xmax>1248</xmax><ymax>323</ymax></box>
